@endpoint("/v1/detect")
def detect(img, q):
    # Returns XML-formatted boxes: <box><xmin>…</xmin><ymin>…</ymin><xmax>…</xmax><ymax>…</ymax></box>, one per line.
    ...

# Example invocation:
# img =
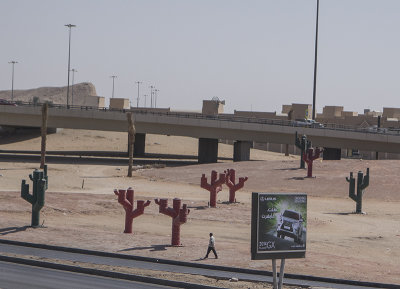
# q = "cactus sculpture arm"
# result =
<box><xmin>131</xmin><ymin>200</ymin><xmax>151</xmax><ymax>219</ymax></box>
<box><xmin>355</xmin><ymin>168</ymin><xmax>370</xmax><ymax>214</ymax></box>
<box><xmin>155</xmin><ymin>198</ymin><xmax>177</xmax><ymax>218</ymax></box>
<box><xmin>307</xmin><ymin>147</ymin><xmax>322</xmax><ymax>161</ymax></box>
<box><xmin>200</xmin><ymin>170</ymin><xmax>226</xmax><ymax>207</ymax></box>
<box><xmin>303</xmin><ymin>148</ymin><xmax>322</xmax><ymax>178</ymax></box>
<box><xmin>225</xmin><ymin>169</ymin><xmax>248</xmax><ymax>203</ymax></box>
<box><xmin>43</xmin><ymin>165</ymin><xmax>48</xmax><ymax>190</ymax></box>
<box><xmin>32</xmin><ymin>179</ymin><xmax>46</xmax><ymax>213</ymax></box>
<box><xmin>200</xmin><ymin>174</ymin><xmax>211</xmax><ymax>191</ymax></box>
<box><xmin>154</xmin><ymin>198</ymin><xmax>190</xmax><ymax>246</ymax></box>
<box><xmin>114</xmin><ymin>189</ymin><xmax>131</xmax><ymax>210</ymax></box>
<box><xmin>114</xmin><ymin>188</ymin><xmax>151</xmax><ymax>233</ymax></box>
<box><xmin>306</xmin><ymin>139</ymin><xmax>312</xmax><ymax>150</ymax></box>
<box><xmin>346</xmin><ymin>172</ymin><xmax>356</xmax><ymax>201</ymax></box>
<box><xmin>295</xmin><ymin>132</ymin><xmax>311</xmax><ymax>169</ymax></box>
<box><xmin>21</xmin><ymin>180</ymin><xmax>33</xmax><ymax>204</ymax></box>
<box><xmin>361</xmin><ymin>168</ymin><xmax>370</xmax><ymax>190</ymax></box>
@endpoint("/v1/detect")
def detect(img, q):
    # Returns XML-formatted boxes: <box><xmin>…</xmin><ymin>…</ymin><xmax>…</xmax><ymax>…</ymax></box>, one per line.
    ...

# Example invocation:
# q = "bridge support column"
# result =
<box><xmin>134</xmin><ymin>133</ymin><xmax>146</xmax><ymax>156</ymax></box>
<box><xmin>323</xmin><ymin>147</ymin><xmax>341</xmax><ymax>160</ymax></box>
<box><xmin>285</xmin><ymin>144</ymin><xmax>289</xmax><ymax>156</ymax></box>
<box><xmin>233</xmin><ymin>141</ymin><xmax>252</xmax><ymax>162</ymax></box>
<box><xmin>198</xmin><ymin>138</ymin><xmax>218</xmax><ymax>163</ymax></box>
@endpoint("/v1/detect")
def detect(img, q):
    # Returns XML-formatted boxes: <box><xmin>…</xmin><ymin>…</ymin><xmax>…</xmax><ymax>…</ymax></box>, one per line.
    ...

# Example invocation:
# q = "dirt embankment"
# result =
<box><xmin>0</xmin><ymin>82</ymin><xmax>97</xmax><ymax>105</ymax></box>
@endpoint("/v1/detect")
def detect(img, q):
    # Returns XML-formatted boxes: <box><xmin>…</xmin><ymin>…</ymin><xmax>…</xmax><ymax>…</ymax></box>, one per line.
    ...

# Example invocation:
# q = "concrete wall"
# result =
<box><xmin>202</xmin><ymin>100</ymin><xmax>224</xmax><ymax>115</ymax></box>
<box><xmin>323</xmin><ymin>106</ymin><xmax>343</xmax><ymax>118</ymax></box>
<box><xmin>282</xmin><ymin>105</ymin><xmax>292</xmax><ymax>114</ymax></box>
<box><xmin>317</xmin><ymin>114</ymin><xmax>379</xmax><ymax>128</ymax></box>
<box><xmin>383</xmin><ymin>118</ymin><xmax>400</xmax><ymax>128</ymax></box>
<box><xmin>383</xmin><ymin>107</ymin><xmax>400</xmax><ymax>118</ymax></box>
<box><xmin>342</xmin><ymin>111</ymin><xmax>358</xmax><ymax>117</ymax></box>
<box><xmin>364</xmin><ymin>110</ymin><xmax>382</xmax><ymax>117</ymax></box>
<box><xmin>98</xmin><ymin>97</ymin><xmax>105</xmax><ymax>108</ymax></box>
<box><xmin>81</xmin><ymin>95</ymin><xmax>105</xmax><ymax>108</ymax></box>
<box><xmin>291</xmin><ymin>103</ymin><xmax>312</xmax><ymax>120</ymax></box>
<box><xmin>110</xmin><ymin>98</ymin><xmax>130</xmax><ymax>110</ymax></box>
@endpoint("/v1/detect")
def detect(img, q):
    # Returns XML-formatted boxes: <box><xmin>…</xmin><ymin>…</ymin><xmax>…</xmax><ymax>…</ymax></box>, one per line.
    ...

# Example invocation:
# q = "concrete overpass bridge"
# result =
<box><xmin>1</xmin><ymin>104</ymin><xmax>399</xmax><ymax>163</ymax></box>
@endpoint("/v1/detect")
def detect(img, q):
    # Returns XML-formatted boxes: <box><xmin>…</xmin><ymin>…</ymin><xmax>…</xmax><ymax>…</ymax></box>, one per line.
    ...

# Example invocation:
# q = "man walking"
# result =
<box><xmin>204</xmin><ymin>232</ymin><xmax>218</xmax><ymax>259</ymax></box>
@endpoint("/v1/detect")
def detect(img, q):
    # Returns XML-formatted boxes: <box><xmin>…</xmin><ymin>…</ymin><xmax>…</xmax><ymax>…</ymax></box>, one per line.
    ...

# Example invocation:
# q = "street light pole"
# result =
<box><xmin>8</xmin><ymin>61</ymin><xmax>18</xmax><ymax>101</ymax></box>
<box><xmin>71</xmin><ymin>69</ymin><xmax>77</xmax><ymax>106</ymax></box>
<box><xmin>154</xmin><ymin>89</ymin><xmax>159</xmax><ymax>108</ymax></box>
<box><xmin>65</xmin><ymin>24</ymin><xmax>76</xmax><ymax>108</ymax></box>
<box><xmin>135</xmin><ymin>81</ymin><xmax>142</xmax><ymax>107</ymax></box>
<box><xmin>149</xmin><ymin>85</ymin><xmax>154</xmax><ymax>108</ymax></box>
<box><xmin>110</xmin><ymin>75</ymin><xmax>117</xmax><ymax>98</ymax></box>
<box><xmin>144</xmin><ymin>94</ymin><xmax>148</xmax><ymax>107</ymax></box>
<box><xmin>312</xmin><ymin>0</ymin><xmax>319</xmax><ymax>120</ymax></box>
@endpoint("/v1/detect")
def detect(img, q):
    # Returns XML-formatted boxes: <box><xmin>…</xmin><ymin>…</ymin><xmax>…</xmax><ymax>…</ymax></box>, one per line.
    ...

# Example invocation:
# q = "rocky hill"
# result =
<box><xmin>0</xmin><ymin>82</ymin><xmax>97</xmax><ymax>106</ymax></box>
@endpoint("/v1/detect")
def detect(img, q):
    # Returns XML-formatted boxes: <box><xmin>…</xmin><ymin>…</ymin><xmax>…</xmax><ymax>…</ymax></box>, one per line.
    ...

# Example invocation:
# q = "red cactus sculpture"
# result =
<box><xmin>303</xmin><ymin>147</ymin><xmax>323</xmax><ymax>178</ymax></box>
<box><xmin>114</xmin><ymin>188</ymin><xmax>151</xmax><ymax>234</ymax></box>
<box><xmin>225</xmin><ymin>169</ymin><xmax>248</xmax><ymax>203</ymax></box>
<box><xmin>200</xmin><ymin>170</ymin><xmax>225</xmax><ymax>207</ymax></box>
<box><xmin>154</xmin><ymin>198</ymin><xmax>190</xmax><ymax>246</ymax></box>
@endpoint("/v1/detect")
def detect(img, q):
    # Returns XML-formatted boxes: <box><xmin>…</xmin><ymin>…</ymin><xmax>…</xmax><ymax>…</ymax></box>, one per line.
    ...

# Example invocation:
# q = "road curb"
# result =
<box><xmin>0</xmin><ymin>254</ymin><xmax>227</xmax><ymax>289</ymax></box>
<box><xmin>0</xmin><ymin>239</ymin><xmax>398</xmax><ymax>289</ymax></box>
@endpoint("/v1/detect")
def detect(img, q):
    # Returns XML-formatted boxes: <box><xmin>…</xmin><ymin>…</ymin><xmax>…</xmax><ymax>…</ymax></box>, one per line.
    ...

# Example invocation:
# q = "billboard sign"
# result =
<box><xmin>251</xmin><ymin>192</ymin><xmax>307</xmax><ymax>260</ymax></box>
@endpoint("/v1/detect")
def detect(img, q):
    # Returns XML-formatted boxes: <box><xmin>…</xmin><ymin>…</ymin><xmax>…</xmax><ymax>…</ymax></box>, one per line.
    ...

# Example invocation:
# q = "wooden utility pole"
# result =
<box><xmin>285</xmin><ymin>109</ymin><xmax>293</xmax><ymax>156</ymax></box>
<box><xmin>40</xmin><ymin>103</ymin><xmax>48</xmax><ymax>169</ymax></box>
<box><xmin>127</xmin><ymin>112</ymin><xmax>136</xmax><ymax>177</ymax></box>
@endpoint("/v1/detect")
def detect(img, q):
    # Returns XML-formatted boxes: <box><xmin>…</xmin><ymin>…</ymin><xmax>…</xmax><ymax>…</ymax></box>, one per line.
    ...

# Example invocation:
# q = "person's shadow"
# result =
<box><xmin>0</xmin><ymin>226</ymin><xmax>29</xmax><ymax>235</ymax></box>
<box><xmin>192</xmin><ymin>256</ymin><xmax>218</xmax><ymax>261</ymax></box>
<box><xmin>192</xmin><ymin>257</ymin><xmax>207</xmax><ymax>261</ymax></box>
<box><xmin>187</xmin><ymin>205</ymin><xmax>208</xmax><ymax>210</ymax></box>
<box><xmin>118</xmin><ymin>244</ymin><xmax>173</xmax><ymax>252</ymax></box>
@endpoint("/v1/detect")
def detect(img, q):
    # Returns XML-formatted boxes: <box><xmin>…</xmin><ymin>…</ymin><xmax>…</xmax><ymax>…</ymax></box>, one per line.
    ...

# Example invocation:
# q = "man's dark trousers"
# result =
<box><xmin>205</xmin><ymin>246</ymin><xmax>218</xmax><ymax>258</ymax></box>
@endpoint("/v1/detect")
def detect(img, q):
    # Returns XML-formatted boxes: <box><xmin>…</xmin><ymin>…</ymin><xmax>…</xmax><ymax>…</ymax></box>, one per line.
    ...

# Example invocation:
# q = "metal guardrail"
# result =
<box><xmin>5</xmin><ymin>101</ymin><xmax>400</xmax><ymax>136</ymax></box>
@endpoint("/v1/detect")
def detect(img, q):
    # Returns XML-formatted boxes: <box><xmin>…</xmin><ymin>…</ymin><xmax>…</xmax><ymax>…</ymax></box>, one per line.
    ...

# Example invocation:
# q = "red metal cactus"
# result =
<box><xmin>303</xmin><ymin>147</ymin><xmax>323</xmax><ymax>178</ymax></box>
<box><xmin>225</xmin><ymin>169</ymin><xmax>248</xmax><ymax>203</ymax></box>
<box><xmin>114</xmin><ymin>187</ymin><xmax>151</xmax><ymax>234</ymax></box>
<box><xmin>201</xmin><ymin>170</ymin><xmax>225</xmax><ymax>207</ymax></box>
<box><xmin>154</xmin><ymin>198</ymin><xmax>190</xmax><ymax>246</ymax></box>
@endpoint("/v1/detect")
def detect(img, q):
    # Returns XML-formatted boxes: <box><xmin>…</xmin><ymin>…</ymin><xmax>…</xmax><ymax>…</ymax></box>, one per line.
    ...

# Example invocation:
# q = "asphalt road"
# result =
<box><xmin>0</xmin><ymin>242</ymin><xmax>395</xmax><ymax>289</ymax></box>
<box><xmin>0</xmin><ymin>261</ymin><xmax>175</xmax><ymax>289</ymax></box>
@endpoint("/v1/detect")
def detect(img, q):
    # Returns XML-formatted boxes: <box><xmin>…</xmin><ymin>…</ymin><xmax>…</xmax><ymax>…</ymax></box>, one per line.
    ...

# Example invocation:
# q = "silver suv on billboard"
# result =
<box><xmin>276</xmin><ymin>209</ymin><xmax>304</xmax><ymax>244</ymax></box>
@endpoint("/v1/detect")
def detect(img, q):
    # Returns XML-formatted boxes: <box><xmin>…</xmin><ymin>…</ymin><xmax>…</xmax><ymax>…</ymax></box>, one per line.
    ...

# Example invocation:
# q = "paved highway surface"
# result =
<box><xmin>0</xmin><ymin>243</ymin><xmax>393</xmax><ymax>289</ymax></box>
<box><xmin>0</xmin><ymin>261</ymin><xmax>175</xmax><ymax>289</ymax></box>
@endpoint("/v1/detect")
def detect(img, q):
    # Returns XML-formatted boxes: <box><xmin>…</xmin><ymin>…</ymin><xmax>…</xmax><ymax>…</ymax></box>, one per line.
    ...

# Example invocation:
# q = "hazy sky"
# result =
<box><xmin>1</xmin><ymin>0</ymin><xmax>399</xmax><ymax>113</ymax></box>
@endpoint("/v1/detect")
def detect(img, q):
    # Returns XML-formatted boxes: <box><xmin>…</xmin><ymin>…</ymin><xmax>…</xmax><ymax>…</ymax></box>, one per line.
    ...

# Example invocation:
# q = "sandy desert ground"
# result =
<box><xmin>0</xmin><ymin>129</ymin><xmax>399</xmax><ymax>287</ymax></box>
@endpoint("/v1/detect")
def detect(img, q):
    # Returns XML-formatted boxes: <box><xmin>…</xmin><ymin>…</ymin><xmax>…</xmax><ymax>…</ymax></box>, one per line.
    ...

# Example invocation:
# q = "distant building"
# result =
<box><xmin>202</xmin><ymin>98</ymin><xmax>225</xmax><ymax>115</ymax></box>
<box><xmin>109</xmin><ymin>98</ymin><xmax>130</xmax><ymax>110</ymax></box>
<box><xmin>227</xmin><ymin>101</ymin><xmax>400</xmax><ymax>160</ymax></box>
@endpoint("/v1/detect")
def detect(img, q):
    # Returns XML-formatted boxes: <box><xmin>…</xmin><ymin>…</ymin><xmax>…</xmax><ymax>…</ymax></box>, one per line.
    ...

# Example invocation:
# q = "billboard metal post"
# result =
<box><xmin>271</xmin><ymin>258</ymin><xmax>286</xmax><ymax>289</ymax></box>
<box><xmin>278</xmin><ymin>258</ymin><xmax>285</xmax><ymax>289</ymax></box>
<box><xmin>272</xmin><ymin>259</ymin><xmax>277</xmax><ymax>288</ymax></box>
<box><xmin>252</xmin><ymin>192</ymin><xmax>306</xmax><ymax>288</ymax></box>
